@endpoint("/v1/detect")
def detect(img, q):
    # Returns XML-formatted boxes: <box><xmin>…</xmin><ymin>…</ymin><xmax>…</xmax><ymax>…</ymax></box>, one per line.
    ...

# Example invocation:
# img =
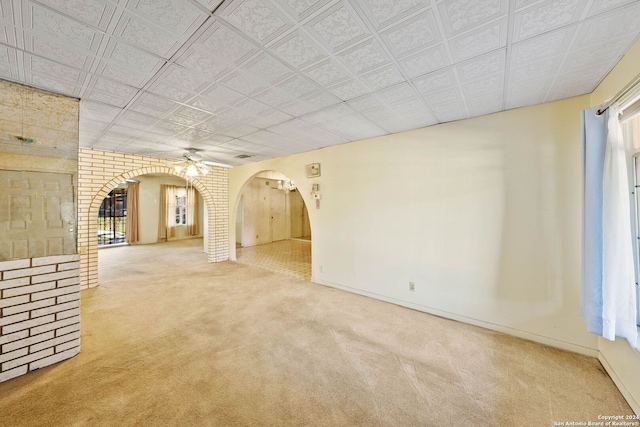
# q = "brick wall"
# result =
<box><xmin>77</xmin><ymin>148</ymin><xmax>229</xmax><ymax>289</ymax></box>
<box><xmin>0</xmin><ymin>254</ymin><xmax>80</xmax><ymax>382</ymax></box>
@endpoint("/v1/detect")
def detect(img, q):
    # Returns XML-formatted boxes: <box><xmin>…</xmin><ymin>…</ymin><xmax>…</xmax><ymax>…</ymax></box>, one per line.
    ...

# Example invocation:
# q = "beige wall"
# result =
<box><xmin>229</xmin><ymin>93</ymin><xmax>596</xmax><ymax>356</ymax></box>
<box><xmin>290</xmin><ymin>190</ymin><xmax>310</xmax><ymax>239</ymax></box>
<box><xmin>240</xmin><ymin>178</ymin><xmax>273</xmax><ymax>247</ymax></box>
<box><xmin>590</xmin><ymin>39</ymin><xmax>640</xmax><ymax>415</ymax></box>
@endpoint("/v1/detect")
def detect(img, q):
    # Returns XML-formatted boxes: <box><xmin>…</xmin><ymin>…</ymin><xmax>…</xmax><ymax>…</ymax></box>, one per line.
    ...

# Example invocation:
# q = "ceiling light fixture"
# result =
<box><xmin>167</xmin><ymin>149</ymin><xmax>231</xmax><ymax>178</ymax></box>
<box><xmin>277</xmin><ymin>179</ymin><xmax>296</xmax><ymax>193</ymax></box>
<box><xmin>165</xmin><ymin>149</ymin><xmax>228</xmax><ymax>206</ymax></box>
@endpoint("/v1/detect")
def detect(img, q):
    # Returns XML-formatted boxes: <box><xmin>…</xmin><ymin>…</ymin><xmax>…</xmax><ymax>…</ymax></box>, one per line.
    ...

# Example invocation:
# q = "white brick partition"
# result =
<box><xmin>77</xmin><ymin>148</ymin><xmax>229</xmax><ymax>289</ymax></box>
<box><xmin>0</xmin><ymin>254</ymin><xmax>80</xmax><ymax>383</ymax></box>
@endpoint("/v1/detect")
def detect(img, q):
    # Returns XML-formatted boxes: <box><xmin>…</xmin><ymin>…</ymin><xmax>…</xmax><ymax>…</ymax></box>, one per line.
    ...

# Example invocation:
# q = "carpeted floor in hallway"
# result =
<box><xmin>0</xmin><ymin>239</ymin><xmax>633</xmax><ymax>426</ymax></box>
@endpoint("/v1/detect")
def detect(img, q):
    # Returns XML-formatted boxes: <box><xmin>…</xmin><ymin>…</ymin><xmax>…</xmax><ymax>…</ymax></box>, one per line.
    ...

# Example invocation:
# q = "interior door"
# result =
<box><xmin>270</xmin><ymin>188</ymin><xmax>287</xmax><ymax>242</ymax></box>
<box><xmin>0</xmin><ymin>170</ymin><xmax>76</xmax><ymax>260</ymax></box>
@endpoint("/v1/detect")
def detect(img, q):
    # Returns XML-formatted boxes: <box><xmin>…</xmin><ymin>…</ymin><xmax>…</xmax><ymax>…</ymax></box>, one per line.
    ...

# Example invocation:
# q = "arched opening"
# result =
<box><xmin>81</xmin><ymin>165</ymin><xmax>221</xmax><ymax>289</ymax></box>
<box><xmin>96</xmin><ymin>173</ymin><xmax>206</xmax><ymax>246</ymax></box>
<box><xmin>96</xmin><ymin>172</ymin><xmax>208</xmax><ymax>286</ymax></box>
<box><xmin>234</xmin><ymin>170</ymin><xmax>312</xmax><ymax>280</ymax></box>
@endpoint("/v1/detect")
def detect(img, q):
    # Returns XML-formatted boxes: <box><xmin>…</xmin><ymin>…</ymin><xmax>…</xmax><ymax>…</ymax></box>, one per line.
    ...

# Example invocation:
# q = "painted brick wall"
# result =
<box><xmin>77</xmin><ymin>148</ymin><xmax>229</xmax><ymax>289</ymax></box>
<box><xmin>0</xmin><ymin>254</ymin><xmax>80</xmax><ymax>383</ymax></box>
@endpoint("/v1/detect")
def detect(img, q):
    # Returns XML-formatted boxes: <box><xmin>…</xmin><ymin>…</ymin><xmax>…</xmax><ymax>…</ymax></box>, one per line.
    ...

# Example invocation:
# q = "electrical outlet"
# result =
<box><xmin>320</xmin><ymin>266</ymin><xmax>324</xmax><ymax>273</ymax></box>
<box><xmin>409</xmin><ymin>281</ymin><xmax>415</xmax><ymax>291</ymax></box>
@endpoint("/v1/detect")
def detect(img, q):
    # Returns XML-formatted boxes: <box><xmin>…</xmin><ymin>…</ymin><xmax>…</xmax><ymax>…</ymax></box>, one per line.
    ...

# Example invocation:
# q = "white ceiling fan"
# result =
<box><xmin>166</xmin><ymin>148</ymin><xmax>232</xmax><ymax>176</ymax></box>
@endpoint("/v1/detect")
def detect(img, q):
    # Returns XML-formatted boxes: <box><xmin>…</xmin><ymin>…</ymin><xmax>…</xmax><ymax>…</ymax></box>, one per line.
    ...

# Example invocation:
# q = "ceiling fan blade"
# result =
<box><xmin>201</xmin><ymin>160</ymin><xmax>233</xmax><ymax>168</ymax></box>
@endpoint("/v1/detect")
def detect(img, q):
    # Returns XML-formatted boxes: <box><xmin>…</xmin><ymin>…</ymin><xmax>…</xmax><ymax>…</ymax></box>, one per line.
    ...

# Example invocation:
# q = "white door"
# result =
<box><xmin>0</xmin><ymin>170</ymin><xmax>76</xmax><ymax>260</ymax></box>
<box><xmin>270</xmin><ymin>188</ymin><xmax>287</xmax><ymax>242</ymax></box>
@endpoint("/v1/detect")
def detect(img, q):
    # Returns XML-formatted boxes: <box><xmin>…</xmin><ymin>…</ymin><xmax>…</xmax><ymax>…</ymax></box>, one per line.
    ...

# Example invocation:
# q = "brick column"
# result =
<box><xmin>0</xmin><ymin>255</ymin><xmax>80</xmax><ymax>382</ymax></box>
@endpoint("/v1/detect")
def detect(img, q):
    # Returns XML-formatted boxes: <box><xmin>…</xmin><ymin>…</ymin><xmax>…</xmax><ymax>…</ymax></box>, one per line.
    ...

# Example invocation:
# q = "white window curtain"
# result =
<box><xmin>186</xmin><ymin>186</ymin><xmax>199</xmax><ymax>236</ymax></box>
<box><xmin>158</xmin><ymin>184</ymin><xmax>177</xmax><ymax>242</ymax></box>
<box><xmin>581</xmin><ymin>103</ymin><xmax>638</xmax><ymax>348</ymax></box>
<box><xmin>125</xmin><ymin>181</ymin><xmax>139</xmax><ymax>243</ymax></box>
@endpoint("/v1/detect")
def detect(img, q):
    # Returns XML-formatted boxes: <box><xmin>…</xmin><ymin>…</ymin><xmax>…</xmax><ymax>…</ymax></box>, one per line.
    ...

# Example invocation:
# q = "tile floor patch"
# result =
<box><xmin>236</xmin><ymin>239</ymin><xmax>311</xmax><ymax>280</ymax></box>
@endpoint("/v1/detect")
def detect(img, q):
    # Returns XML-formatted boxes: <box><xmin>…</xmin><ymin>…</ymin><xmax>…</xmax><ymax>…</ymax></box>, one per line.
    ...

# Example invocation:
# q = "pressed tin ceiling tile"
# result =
<box><xmin>358</xmin><ymin>0</ymin><xmax>428</xmax><ymax>29</ymax></box>
<box><xmin>25</xmin><ymin>36</ymin><xmax>92</xmax><ymax>69</ymax></box>
<box><xmin>241</xmin><ymin>52</ymin><xmax>294</xmax><ymax>85</ymax></box>
<box><xmin>0</xmin><ymin>0</ymin><xmax>638</xmax><ymax>165</ymax></box>
<box><xmin>35</xmin><ymin>0</ymin><xmax>115</xmax><ymax>29</ymax></box>
<box><xmin>512</xmin><ymin>0</ymin><xmax>586</xmax><ymax>42</ymax></box>
<box><xmin>448</xmin><ymin>19</ymin><xmax>507</xmax><ymax>62</ymax></box>
<box><xmin>159</xmin><ymin>64</ymin><xmax>210</xmax><ymax>93</ymax></box>
<box><xmin>220</xmin><ymin>0</ymin><xmax>292</xmax><ymax>44</ymax></box>
<box><xmin>381</xmin><ymin>10</ymin><xmax>441</xmax><ymax>58</ymax></box>
<box><xmin>305</xmin><ymin>2</ymin><xmax>369</xmax><ymax>52</ymax></box>
<box><xmin>127</xmin><ymin>0</ymin><xmax>207</xmax><ymax>36</ymax></box>
<box><xmin>337</xmin><ymin>38</ymin><xmax>391</xmax><ymax>75</ymax></box>
<box><xmin>196</xmin><ymin>21</ymin><xmax>258</xmax><ymax>65</ymax></box>
<box><xmin>438</xmin><ymin>0</ymin><xmax>507</xmax><ymax>37</ymax></box>
<box><xmin>304</xmin><ymin>59</ymin><xmax>350</xmax><ymax>86</ymax></box>
<box><xmin>114</xmin><ymin>12</ymin><xmax>182</xmax><ymax>58</ymax></box>
<box><xmin>272</xmin><ymin>30</ymin><xmax>327</xmax><ymax>69</ymax></box>
<box><xmin>25</xmin><ymin>1</ymin><xmax>102</xmax><ymax>53</ymax></box>
<box><xmin>330</xmin><ymin>78</ymin><xmax>369</xmax><ymax>101</ymax></box>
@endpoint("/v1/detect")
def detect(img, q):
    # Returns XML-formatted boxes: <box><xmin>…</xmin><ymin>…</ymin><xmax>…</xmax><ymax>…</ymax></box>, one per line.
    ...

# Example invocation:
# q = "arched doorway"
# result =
<box><xmin>78</xmin><ymin>161</ymin><xmax>226</xmax><ymax>289</ymax></box>
<box><xmin>96</xmin><ymin>172</ymin><xmax>209</xmax><ymax>287</ymax></box>
<box><xmin>234</xmin><ymin>171</ymin><xmax>312</xmax><ymax>280</ymax></box>
<box><xmin>96</xmin><ymin>173</ymin><xmax>206</xmax><ymax>246</ymax></box>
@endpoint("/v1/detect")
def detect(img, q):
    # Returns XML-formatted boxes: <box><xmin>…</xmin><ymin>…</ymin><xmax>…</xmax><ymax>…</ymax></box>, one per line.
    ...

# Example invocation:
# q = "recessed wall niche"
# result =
<box><xmin>0</xmin><ymin>79</ymin><xmax>79</xmax><ymax>260</ymax></box>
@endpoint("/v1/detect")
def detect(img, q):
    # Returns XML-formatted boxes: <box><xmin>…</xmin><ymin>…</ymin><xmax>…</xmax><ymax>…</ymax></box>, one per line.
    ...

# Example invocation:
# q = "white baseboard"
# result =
<box><xmin>311</xmin><ymin>277</ymin><xmax>599</xmax><ymax>358</ymax></box>
<box><xmin>599</xmin><ymin>351</ymin><xmax>640</xmax><ymax>416</ymax></box>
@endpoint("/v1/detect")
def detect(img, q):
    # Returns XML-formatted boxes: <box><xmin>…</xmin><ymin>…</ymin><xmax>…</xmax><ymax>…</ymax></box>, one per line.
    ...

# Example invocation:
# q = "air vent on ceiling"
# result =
<box><xmin>234</xmin><ymin>154</ymin><xmax>252</xmax><ymax>159</ymax></box>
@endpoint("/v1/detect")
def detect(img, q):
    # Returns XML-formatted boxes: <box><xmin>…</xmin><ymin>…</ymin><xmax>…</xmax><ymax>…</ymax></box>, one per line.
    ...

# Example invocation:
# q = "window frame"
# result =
<box><xmin>174</xmin><ymin>191</ymin><xmax>187</xmax><ymax>226</ymax></box>
<box><xmin>623</xmin><ymin>108</ymin><xmax>640</xmax><ymax>327</ymax></box>
<box><xmin>632</xmin><ymin>153</ymin><xmax>640</xmax><ymax>327</ymax></box>
<box><xmin>97</xmin><ymin>188</ymin><xmax>127</xmax><ymax>246</ymax></box>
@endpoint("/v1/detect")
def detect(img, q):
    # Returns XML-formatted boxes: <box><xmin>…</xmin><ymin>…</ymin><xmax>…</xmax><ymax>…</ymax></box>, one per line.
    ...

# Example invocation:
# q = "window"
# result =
<box><xmin>624</xmin><ymin>106</ymin><xmax>640</xmax><ymax>326</ymax></box>
<box><xmin>175</xmin><ymin>191</ymin><xmax>187</xmax><ymax>225</ymax></box>
<box><xmin>97</xmin><ymin>188</ymin><xmax>127</xmax><ymax>246</ymax></box>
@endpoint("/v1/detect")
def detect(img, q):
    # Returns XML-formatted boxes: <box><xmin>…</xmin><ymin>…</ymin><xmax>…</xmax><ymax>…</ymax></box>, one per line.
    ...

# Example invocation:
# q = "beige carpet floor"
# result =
<box><xmin>0</xmin><ymin>239</ymin><xmax>633</xmax><ymax>426</ymax></box>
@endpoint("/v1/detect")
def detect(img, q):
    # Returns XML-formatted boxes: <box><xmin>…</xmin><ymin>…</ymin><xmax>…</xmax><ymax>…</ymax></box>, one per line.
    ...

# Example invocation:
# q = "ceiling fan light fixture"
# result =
<box><xmin>186</xmin><ymin>164</ymin><xmax>199</xmax><ymax>177</ymax></box>
<box><xmin>166</xmin><ymin>148</ymin><xmax>233</xmax><ymax>176</ymax></box>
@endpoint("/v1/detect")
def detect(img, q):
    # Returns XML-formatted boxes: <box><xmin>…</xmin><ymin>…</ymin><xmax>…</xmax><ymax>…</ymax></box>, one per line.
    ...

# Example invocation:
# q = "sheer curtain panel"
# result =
<box><xmin>187</xmin><ymin>186</ymin><xmax>199</xmax><ymax>236</ymax></box>
<box><xmin>125</xmin><ymin>181</ymin><xmax>139</xmax><ymax>243</ymax></box>
<box><xmin>158</xmin><ymin>184</ymin><xmax>177</xmax><ymax>242</ymax></box>
<box><xmin>581</xmin><ymin>104</ymin><xmax>638</xmax><ymax>348</ymax></box>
